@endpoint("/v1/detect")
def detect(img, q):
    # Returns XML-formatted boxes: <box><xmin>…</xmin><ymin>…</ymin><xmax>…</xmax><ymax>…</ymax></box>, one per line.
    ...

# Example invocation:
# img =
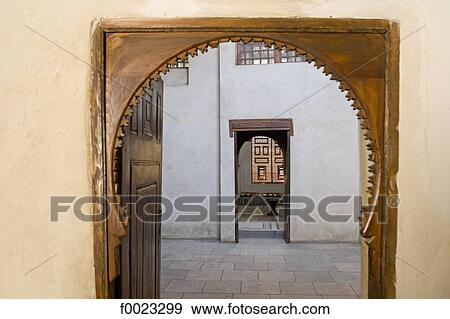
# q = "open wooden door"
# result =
<box><xmin>234</xmin><ymin>135</ymin><xmax>240</xmax><ymax>243</ymax></box>
<box><xmin>119</xmin><ymin>80</ymin><xmax>163</xmax><ymax>298</ymax></box>
<box><xmin>283</xmin><ymin>133</ymin><xmax>291</xmax><ymax>243</ymax></box>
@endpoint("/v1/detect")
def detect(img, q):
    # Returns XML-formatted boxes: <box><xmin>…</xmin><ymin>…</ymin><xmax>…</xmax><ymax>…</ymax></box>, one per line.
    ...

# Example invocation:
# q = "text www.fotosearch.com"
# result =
<box><xmin>192</xmin><ymin>303</ymin><xmax>330</xmax><ymax>315</ymax></box>
<box><xmin>119</xmin><ymin>302</ymin><xmax>330</xmax><ymax>316</ymax></box>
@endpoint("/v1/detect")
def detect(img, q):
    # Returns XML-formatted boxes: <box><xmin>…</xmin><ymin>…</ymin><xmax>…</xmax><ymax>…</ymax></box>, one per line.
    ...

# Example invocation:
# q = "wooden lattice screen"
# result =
<box><xmin>236</xmin><ymin>42</ymin><xmax>306</xmax><ymax>65</ymax></box>
<box><xmin>251</xmin><ymin>136</ymin><xmax>285</xmax><ymax>183</ymax></box>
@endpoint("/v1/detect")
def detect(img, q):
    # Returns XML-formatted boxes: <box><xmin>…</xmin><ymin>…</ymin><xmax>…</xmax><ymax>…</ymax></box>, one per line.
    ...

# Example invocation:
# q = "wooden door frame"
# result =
<box><xmin>90</xmin><ymin>18</ymin><xmax>399</xmax><ymax>299</ymax></box>
<box><xmin>230</xmin><ymin>119</ymin><xmax>293</xmax><ymax>243</ymax></box>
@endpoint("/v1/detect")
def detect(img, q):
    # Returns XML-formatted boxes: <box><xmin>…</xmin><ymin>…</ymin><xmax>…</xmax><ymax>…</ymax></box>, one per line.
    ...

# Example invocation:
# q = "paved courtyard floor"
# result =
<box><xmin>161</xmin><ymin>237</ymin><xmax>361</xmax><ymax>299</ymax></box>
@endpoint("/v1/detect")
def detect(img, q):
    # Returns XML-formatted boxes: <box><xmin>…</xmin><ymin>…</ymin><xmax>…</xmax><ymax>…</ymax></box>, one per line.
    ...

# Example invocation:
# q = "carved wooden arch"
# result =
<box><xmin>91</xmin><ymin>18</ymin><xmax>399</xmax><ymax>299</ymax></box>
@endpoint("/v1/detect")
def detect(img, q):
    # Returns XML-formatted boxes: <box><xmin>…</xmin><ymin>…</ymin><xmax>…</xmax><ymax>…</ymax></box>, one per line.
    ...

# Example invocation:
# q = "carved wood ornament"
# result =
<box><xmin>91</xmin><ymin>18</ymin><xmax>399</xmax><ymax>298</ymax></box>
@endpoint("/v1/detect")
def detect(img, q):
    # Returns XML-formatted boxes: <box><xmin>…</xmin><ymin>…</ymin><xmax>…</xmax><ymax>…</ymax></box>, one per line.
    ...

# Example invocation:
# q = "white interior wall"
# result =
<box><xmin>160</xmin><ymin>50</ymin><xmax>220</xmax><ymax>238</ymax></box>
<box><xmin>161</xmin><ymin>43</ymin><xmax>359</xmax><ymax>241</ymax></box>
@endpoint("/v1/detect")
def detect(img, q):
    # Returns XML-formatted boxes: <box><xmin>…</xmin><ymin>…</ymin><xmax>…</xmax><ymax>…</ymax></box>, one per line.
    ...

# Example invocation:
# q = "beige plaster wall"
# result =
<box><xmin>0</xmin><ymin>0</ymin><xmax>449</xmax><ymax>298</ymax></box>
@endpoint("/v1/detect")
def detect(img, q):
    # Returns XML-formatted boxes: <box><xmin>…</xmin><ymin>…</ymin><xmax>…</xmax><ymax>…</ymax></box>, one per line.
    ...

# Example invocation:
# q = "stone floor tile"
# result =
<box><xmin>233</xmin><ymin>244</ymin><xmax>254</xmax><ymax>250</ymax></box>
<box><xmin>161</xmin><ymin>269</ymin><xmax>190</xmax><ymax>280</ymax></box>
<box><xmin>222</xmin><ymin>255</ymin><xmax>253</xmax><ymax>263</ymax></box>
<box><xmin>203</xmin><ymin>280</ymin><xmax>241</xmax><ymax>293</ymax></box>
<box><xmin>182</xmin><ymin>293</ymin><xmax>232</xmax><ymax>299</ymax></box>
<box><xmin>297</xmin><ymin>249</ymin><xmax>327</xmax><ymax>258</ymax></box>
<box><xmin>313</xmin><ymin>282</ymin><xmax>356</xmax><ymax>296</ymax></box>
<box><xmin>294</xmin><ymin>271</ymin><xmax>335</xmax><ymax>282</ymax></box>
<box><xmin>241</xmin><ymin>281</ymin><xmax>280</xmax><ymax>294</ymax></box>
<box><xmin>268</xmin><ymin>262</ymin><xmax>303</xmax><ymax>271</ymax></box>
<box><xmin>222</xmin><ymin>270</ymin><xmax>258</xmax><ymax>281</ymax></box>
<box><xmin>160</xmin><ymin>292</ymin><xmax>183</xmax><ymax>299</ymax></box>
<box><xmin>337</xmin><ymin>243</ymin><xmax>359</xmax><ymax>249</ymax></box>
<box><xmin>339</xmin><ymin>254</ymin><xmax>361</xmax><ymax>262</ymax></box>
<box><xmin>235</xmin><ymin>262</ymin><xmax>269</xmax><ymax>271</ymax></box>
<box><xmin>329</xmin><ymin>271</ymin><xmax>360</xmax><ymax>283</ymax></box>
<box><xmin>161</xmin><ymin>261</ymin><xmax>172</xmax><ymax>269</ymax></box>
<box><xmin>279</xmin><ymin>282</ymin><xmax>317</xmax><ymax>295</ymax></box>
<box><xmin>313</xmin><ymin>254</ymin><xmax>344</xmax><ymax>263</ymax></box>
<box><xmin>160</xmin><ymin>279</ymin><xmax>170</xmax><ymax>291</ymax></box>
<box><xmin>285</xmin><ymin>255</ymin><xmax>316</xmax><ymax>264</ymax></box>
<box><xmin>301</xmin><ymin>262</ymin><xmax>337</xmax><ymax>271</ymax></box>
<box><xmin>265</xmin><ymin>244</ymin><xmax>289</xmax><ymax>250</ymax></box>
<box><xmin>161</xmin><ymin>253</ymin><xmax>193</xmax><ymax>261</ymax></box>
<box><xmin>258</xmin><ymin>271</ymin><xmax>295</xmax><ymax>282</ymax></box>
<box><xmin>185</xmin><ymin>270</ymin><xmax>222</xmax><ymax>280</ymax></box>
<box><xmin>268</xmin><ymin>249</ymin><xmax>299</xmax><ymax>256</ymax></box>
<box><xmin>350</xmin><ymin>282</ymin><xmax>361</xmax><ymax>295</ymax></box>
<box><xmin>334</xmin><ymin>263</ymin><xmax>360</xmax><ymax>272</ymax></box>
<box><xmin>254</xmin><ymin>255</ymin><xmax>285</xmax><ymax>263</ymax></box>
<box><xmin>271</xmin><ymin>294</ymin><xmax>319</xmax><ymax>299</ymax></box>
<box><xmin>184</xmin><ymin>248</ymin><xmax>214</xmax><ymax>255</ymax></box>
<box><xmin>168</xmin><ymin>261</ymin><xmax>203</xmax><ymax>270</ymax></box>
<box><xmin>233</xmin><ymin>294</ymin><xmax>270</xmax><ymax>299</ymax></box>
<box><xmin>191</xmin><ymin>255</ymin><xmax>223</xmax><ymax>262</ymax></box>
<box><xmin>211</xmin><ymin>248</ymin><xmax>241</xmax><ymax>255</ymax></box>
<box><xmin>201</xmin><ymin>262</ymin><xmax>235</xmax><ymax>271</ymax></box>
<box><xmin>325</xmin><ymin>249</ymin><xmax>358</xmax><ymax>258</ymax></box>
<box><xmin>240</xmin><ymin>249</ymin><xmax>269</xmax><ymax>256</ymax></box>
<box><xmin>296</xmin><ymin>243</ymin><xmax>335</xmax><ymax>250</ymax></box>
<box><xmin>164</xmin><ymin>280</ymin><xmax>205</xmax><ymax>293</ymax></box>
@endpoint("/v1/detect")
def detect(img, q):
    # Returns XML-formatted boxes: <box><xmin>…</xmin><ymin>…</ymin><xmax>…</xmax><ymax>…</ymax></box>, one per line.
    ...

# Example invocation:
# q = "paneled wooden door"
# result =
<box><xmin>119</xmin><ymin>80</ymin><xmax>163</xmax><ymax>298</ymax></box>
<box><xmin>251</xmin><ymin>136</ymin><xmax>286</xmax><ymax>183</ymax></box>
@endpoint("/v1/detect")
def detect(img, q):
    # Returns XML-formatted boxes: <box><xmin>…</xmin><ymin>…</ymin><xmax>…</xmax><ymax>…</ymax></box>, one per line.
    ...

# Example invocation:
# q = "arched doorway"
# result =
<box><xmin>91</xmin><ymin>18</ymin><xmax>399</xmax><ymax>298</ymax></box>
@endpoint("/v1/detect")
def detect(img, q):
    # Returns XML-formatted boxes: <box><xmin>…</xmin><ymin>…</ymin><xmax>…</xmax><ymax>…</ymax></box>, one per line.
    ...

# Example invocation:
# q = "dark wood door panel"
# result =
<box><xmin>119</xmin><ymin>80</ymin><xmax>163</xmax><ymax>299</ymax></box>
<box><xmin>135</xmin><ymin>178</ymin><xmax>159</xmax><ymax>298</ymax></box>
<box><xmin>130</xmin><ymin>163</ymin><xmax>160</xmax><ymax>299</ymax></box>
